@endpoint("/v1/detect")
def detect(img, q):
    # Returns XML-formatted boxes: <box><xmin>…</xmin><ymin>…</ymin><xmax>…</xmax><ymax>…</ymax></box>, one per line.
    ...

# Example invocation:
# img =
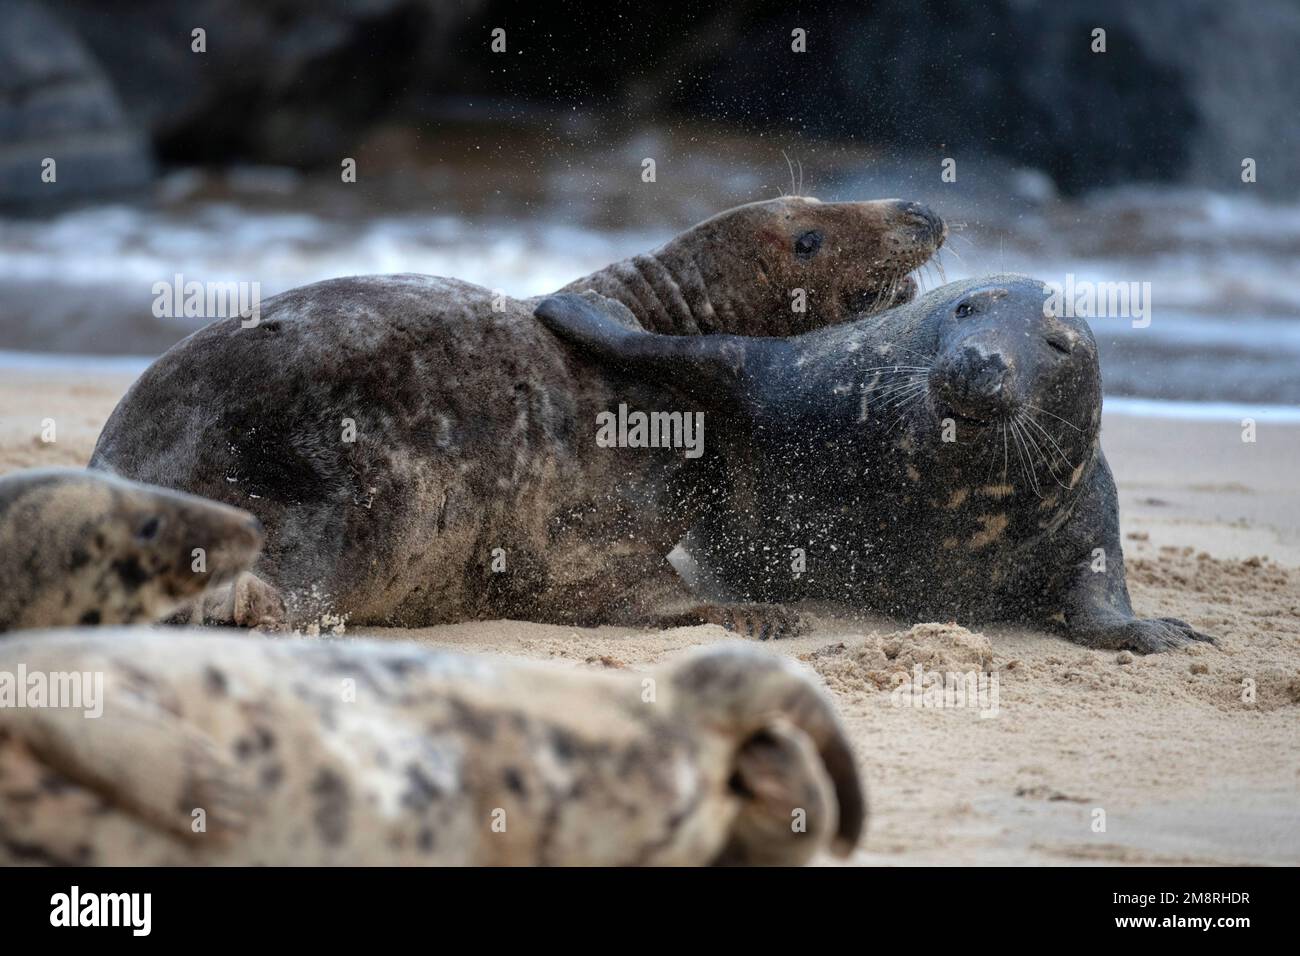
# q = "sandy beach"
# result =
<box><xmin>2</xmin><ymin>366</ymin><xmax>1297</xmax><ymax>865</ymax></box>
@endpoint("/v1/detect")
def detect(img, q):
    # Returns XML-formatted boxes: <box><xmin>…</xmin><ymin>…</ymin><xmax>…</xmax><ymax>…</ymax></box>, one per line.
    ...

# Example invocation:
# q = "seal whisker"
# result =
<box><xmin>1020</xmin><ymin>410</ymin><xmax>1076</xmax><ymax>471</ymax></box>
<box><xmin>862</xmin><ymin>377</ymin><xmax>928</xmax><ymax>404</ymax></box>
<box><xmin>880</xmin><ymin>382</ymin><xmax>928</xmax><ymax>409</ymax></box>
<box><xmin>1023</xmin><ymin>402</ymin><xmax>1084</xmax><ymax>433</ymax></box>
<box><xmin>1008</xmin><ymin>418</ymin><xmax>1044</xmax><ymax>498</ymax></box>
<box><xmin>884</xmin><ymin>386</ymin><xmax>928</xmax><ymax>433</ymax></box>
<box><xmin>782</xmin><ymin>150</ymin><xmax>798</xmax><ymax>198</ymax></box>
<box><xmin>1016</xmin><ymin>412</ymin><xmax>1071</xmax><ymax>490</ymax></box>
<box><xmin>1001</xmin><ymin>420</ymin><xmax>1010</xmax><ymax>486</ymax></box>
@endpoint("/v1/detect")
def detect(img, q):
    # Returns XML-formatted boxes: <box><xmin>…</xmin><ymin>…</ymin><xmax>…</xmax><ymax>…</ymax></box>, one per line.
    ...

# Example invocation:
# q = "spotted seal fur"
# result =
<box><xmin>0</xmin><ymin>631</ymin><xmax>863</xmax><ymax>865</ymax></box>
<box><xmin>0</xmin><ymin>468</ymin><xmax>263</xmax><ymax>632</ymax></box>
<box><xmin>535</xmin><ymin>276</ymin><xmax>1215</xmax><ymax>653</ymax></box>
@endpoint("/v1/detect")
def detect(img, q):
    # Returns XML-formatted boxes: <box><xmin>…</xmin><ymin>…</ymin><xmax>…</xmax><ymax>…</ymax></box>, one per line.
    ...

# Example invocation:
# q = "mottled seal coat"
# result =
<box><xmin>89</xmin><ymin>196</ymin><xmax>944</xmax><ymax>630</ymax></box>
<box><xmin>0</xmin><ymin>469</ymin><xmax>263</xmax><ymax>632</ymax></box>
<box><xmin>535</xmin><ymin>276</ymin><xmax>1215</xmax><ymax>653</ymax></box>
<box><xmin>0</xmin><ymin>631</ymin><xmax>863</xmax><ymax>865</ymax></box>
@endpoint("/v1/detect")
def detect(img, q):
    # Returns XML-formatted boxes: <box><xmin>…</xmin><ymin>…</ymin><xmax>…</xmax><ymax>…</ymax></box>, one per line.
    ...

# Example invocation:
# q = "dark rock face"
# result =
<box><xmin>0</xmin><ymin>0</ymin><xmax>153</xmax><ymax>205</ymax></box>
<box><xmin>1</xmin><ymin>0</ymin><xmax>1295</xmax><ymax>201</ymax></box>
<box><xmin>664</xmin><ymin>0</ymin><xmax>1202</xmax><ymax>196</ymax></box>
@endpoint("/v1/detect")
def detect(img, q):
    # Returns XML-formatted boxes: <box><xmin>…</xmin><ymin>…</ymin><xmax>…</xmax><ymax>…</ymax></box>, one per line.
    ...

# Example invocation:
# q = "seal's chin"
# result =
<box><xmin>845</xmin><ymin>274</ymin><xmax>919</xmax><ymax>315</ymax></box>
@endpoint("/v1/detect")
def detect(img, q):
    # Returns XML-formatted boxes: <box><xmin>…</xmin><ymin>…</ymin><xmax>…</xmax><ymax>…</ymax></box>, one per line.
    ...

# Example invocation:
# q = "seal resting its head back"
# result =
<box><xmin>535</xmin><ymin>275</ymin><xmax>1215</xmax><ymax>654</ymax></box>
<box><xmin>0</xmin><ymin>631</ymin><xmax>863</xmax><ymax>865</ymax></box>
<box><xmin>89</xmin><ymin>195</ymin><xmax>944</xmax><ymax>630</ymax></box>
<box><xmin>0</xmin><ymin>468</ymin><xmax>264</xmax><ymax>632</ymax></box>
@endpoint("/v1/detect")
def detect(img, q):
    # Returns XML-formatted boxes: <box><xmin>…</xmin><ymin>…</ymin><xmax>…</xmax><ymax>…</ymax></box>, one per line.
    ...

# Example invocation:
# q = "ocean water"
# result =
<box><xmin>2</xmin><ymin>163</ymin><xmax>1297</xmax><ymax>418</ymax></box>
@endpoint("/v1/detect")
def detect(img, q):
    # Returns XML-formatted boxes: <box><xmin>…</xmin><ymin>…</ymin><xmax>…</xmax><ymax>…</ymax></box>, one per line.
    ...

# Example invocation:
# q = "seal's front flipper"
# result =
<box><xmin>1052</xmin><ymin>533</ymin><xmax>1217</xmax><ymax>653</ymax></box>
<box><xmin>7</xmin><ymin>693</ymin><xmax>253</xmax><ymax>841</ymax></box>
<box><xmin>535</xmin><ymin>292</ymin><xmax>778</xmax><ymax>406</ymax></box>
<box><xmin>199</xmin><ymin>570</ymin><xmax>286</xmax><ymax>629</ymax></box>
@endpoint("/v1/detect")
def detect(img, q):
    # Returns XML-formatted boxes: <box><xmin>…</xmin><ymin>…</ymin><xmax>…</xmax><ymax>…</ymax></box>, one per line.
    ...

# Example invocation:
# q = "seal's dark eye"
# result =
<box><xmin>955</xmin><ymin>302</ymin><xmax>975</xmax><ymax>318</ymax></box>
<box><xmin>793</xmin><ymin>230</ymin><xmax>823</xmax><ymax>259</ymax></box>
<box><xmin>135</xmin><ymin>516</ymin><xmax>162</xmax><ymax>542</ymax></box>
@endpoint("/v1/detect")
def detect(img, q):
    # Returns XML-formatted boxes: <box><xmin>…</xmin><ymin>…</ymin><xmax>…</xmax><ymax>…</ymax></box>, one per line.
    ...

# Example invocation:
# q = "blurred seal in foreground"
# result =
<box><xmin>0</xmin><ymin>632</ymin><xmax>863</xmax><ymax>865</ymax></box>
<box><xmin>0</xmin><ymin>468</ymin><xmax>263</xmax><ymax>633</ymax></box>
<box><xmin>537</xmin><ymin>276</ymin><xmax>1215</xmax><ymax>654</ymax></box>
<box><xmin>90</xmin><ymin>196</ymin><xmax>943</xmax><ymax>632</ymax></box>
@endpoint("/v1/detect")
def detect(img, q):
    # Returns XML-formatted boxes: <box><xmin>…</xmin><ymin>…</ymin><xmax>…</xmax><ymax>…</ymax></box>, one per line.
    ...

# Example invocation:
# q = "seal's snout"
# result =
<box><xmin>932</xmin><ymin>343</ymin><xmax>1014</xmax><ymax>423</ymax></box>
<box><xmin>892</xmin><ymin>200</ymin><xmax>946</xmax><ymax>246</ymax></box>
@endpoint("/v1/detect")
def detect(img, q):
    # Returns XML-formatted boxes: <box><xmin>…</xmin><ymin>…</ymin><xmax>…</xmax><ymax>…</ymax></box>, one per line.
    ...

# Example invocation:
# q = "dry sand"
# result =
<box><xmin>2</xmin><ymin>367</ymin><xmax>1297</xmax><ymax>865</ymax></box>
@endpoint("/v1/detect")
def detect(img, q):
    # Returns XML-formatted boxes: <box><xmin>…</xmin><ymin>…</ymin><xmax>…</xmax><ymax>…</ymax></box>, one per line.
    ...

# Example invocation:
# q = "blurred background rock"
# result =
<box><xmin>5</xmin><ymin>0</ymin><xmax>1297</xmax><ymax>202</ymax></box>
<box><xmin>0</xmin><ymin>0</ymin><xmax>1296</xmax><ymax>410</ymax></box>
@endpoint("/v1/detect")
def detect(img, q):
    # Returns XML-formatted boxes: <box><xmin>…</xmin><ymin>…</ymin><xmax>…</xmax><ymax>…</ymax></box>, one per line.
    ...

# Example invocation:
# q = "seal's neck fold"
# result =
<box><xmin>562</xmin><ymin>245</ymin><xmax>719</xmax><ymax>336</ymax></box>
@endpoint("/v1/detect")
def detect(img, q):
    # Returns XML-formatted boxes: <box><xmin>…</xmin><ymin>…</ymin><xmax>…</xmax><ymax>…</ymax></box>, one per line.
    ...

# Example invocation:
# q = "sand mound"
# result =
<box><xmin>804</xmin><ymin>622</ymin><xmax>996</xmax><ymax>694</ymax></box>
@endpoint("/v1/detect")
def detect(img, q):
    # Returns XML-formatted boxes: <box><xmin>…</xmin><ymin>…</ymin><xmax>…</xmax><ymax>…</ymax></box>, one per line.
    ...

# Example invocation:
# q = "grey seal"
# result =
<box><xmin>0</xmin><ymin>630</ymin><xmax>863</xmax><ymax>865</ymax></box>
<box><xmin>0</xmin><ymin>468</ymin><xmax>263</xmax><ymax>632</ymax></box>
<box><xmin>534</xmin><ymin>275</ymin><xmax>1216</xmax><ymax>654</ymax></box>
<box><xmin>89</xmin><ymin>196</ymin><xmax>944</xmax><ymax>631</ymax></box>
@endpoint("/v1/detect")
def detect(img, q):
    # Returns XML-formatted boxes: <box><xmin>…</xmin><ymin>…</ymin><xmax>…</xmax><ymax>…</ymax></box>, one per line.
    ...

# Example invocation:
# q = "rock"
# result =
<box><xmin>0</xmin><ymin>0</ymin><xmax>153</xmax><ymax>206</ymax></box>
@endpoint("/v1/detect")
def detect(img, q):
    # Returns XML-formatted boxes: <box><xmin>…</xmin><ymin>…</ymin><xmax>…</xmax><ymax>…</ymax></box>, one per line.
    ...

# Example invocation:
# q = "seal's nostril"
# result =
<box><xmin>1045</xmin><ymin>335</ymin><xmax>1071</xmax><ymax>357</ymax></box>
<box><xmin>896</xmin><ymin>202</ymin><xmax>944</xmax><ymax>243</ymax></box>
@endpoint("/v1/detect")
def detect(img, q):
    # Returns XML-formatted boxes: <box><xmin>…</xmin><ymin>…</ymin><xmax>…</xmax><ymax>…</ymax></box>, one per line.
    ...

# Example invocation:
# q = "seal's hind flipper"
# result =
<box><xmin>536</xmin><ymin>292</ymin><xmax>777</xmax><ymax>406</ymax></box>
<box><xmin>6</xmin><ymin>692</ymin><xmax>253</xmax><ymax>841</ymax></box>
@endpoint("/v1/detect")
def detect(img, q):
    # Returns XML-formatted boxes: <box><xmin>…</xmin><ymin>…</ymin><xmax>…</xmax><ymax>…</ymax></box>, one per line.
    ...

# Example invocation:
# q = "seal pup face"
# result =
<box><xmin>0</xmin><ymin>468</ymin><xmax>264</xmax><ymax>630</ymax></box>
<box><xmin>626</xmin><ymin>195</ymin><xmax>945</xmax><ymax>336</ymax></box>
<box><xmin>912</xmin><ymin>275</ymin><xmax>1102</xmax><ymax>498</ymax></box>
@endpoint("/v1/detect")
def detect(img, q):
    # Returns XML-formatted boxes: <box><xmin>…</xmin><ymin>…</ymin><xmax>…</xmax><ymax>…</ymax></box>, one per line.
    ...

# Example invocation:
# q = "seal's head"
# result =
<box><xmin>924</xmin><ymin>275</ymin><xmax>1098</xmax><ymax>422</ymax></box>
<box><xmin>894</xmin><ymin>275</ymin><xmax>1102</xmax><ymax>496</ymax></box>
<box><xmin>693</xmin><ymin>196</ymin><xmax>944</xmax><ymax>331</ymax></box>
<box><xmin>584</xmin><ymin>195</ymin><xmax>945</xmax><ymax>337</ymax></box>
<box><xmin>0</xmin><ymin>468</ymin><xmax>263</xmax><ymax>630</ymax></box>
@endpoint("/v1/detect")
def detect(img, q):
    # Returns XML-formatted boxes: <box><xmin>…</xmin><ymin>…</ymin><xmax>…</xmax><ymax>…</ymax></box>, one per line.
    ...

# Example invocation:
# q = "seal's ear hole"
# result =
<box><xmin>793</xmin><ymin>229</ymin><xmax>823</xmax><ymax>259</ymax></box>
<box><xmin>135</xmin><ymin>515</ymin><xmax>163</xmax><ymax>542</ymax></box>
<box><xmin>955</xmin><ymin>301</ymin><xmax>975</xmax><ymax>318</ymax></box>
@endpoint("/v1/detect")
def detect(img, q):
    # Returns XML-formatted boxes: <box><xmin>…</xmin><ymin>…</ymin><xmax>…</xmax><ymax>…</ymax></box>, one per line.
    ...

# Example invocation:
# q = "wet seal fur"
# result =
<box><xmin>535</xmin><ymin>275</ymin><xmax>1215</xmax><ymax>654</ymax></box>
<box><xmin>0</xmin><ymin>469</ymin><xmax>263</xmax><ymax>632</ymax></box>
<box><xmin>90</xmin><ymin>196</ymin><xmax>944</xmax><ymax>631</ymax></box>
<box><xmin>0</xmin><ymin>631</ymin><xmax>864</xmax><ymax>865</ymax></box>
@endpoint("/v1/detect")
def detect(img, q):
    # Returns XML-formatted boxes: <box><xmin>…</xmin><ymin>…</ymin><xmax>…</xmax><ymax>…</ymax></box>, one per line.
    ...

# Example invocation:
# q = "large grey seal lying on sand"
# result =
<box><xmin>89</xmin><ymin>196</ymin><xmax>944</xmax><ymax>630</ymax></box>
<box><xmin>0</xmin><ymin>468</ymin><xmax>263</xmax><ymax>632</ymax></box>
<box><xmin>535</xmin><ymin>276</ymin><xmax>1215</xmax><ymax>654</ymax></box>
<box><xmin>0</xmin><ymin>631</ymin><xmax>863</xmax><ymax>865</ymax></box>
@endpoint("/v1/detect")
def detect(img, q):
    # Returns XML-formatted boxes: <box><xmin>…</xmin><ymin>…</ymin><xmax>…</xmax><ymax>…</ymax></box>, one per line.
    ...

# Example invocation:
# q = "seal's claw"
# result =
<box><xmin>1104</xmin><ymin>617</ymin><xmax>1217</xmax><ymax>654</ymax></box>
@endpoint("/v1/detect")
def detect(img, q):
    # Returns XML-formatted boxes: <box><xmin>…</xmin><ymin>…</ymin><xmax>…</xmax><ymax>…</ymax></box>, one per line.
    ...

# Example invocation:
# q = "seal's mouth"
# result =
<box><xmin>936</xmin><ymin>399</ymin><xmax>998</xmax><ymax>431</ymax></box>
<box><xmin>845</xmin><ymin>273</ymin><xmax>919</xmax><ymax>315</ymax></box>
